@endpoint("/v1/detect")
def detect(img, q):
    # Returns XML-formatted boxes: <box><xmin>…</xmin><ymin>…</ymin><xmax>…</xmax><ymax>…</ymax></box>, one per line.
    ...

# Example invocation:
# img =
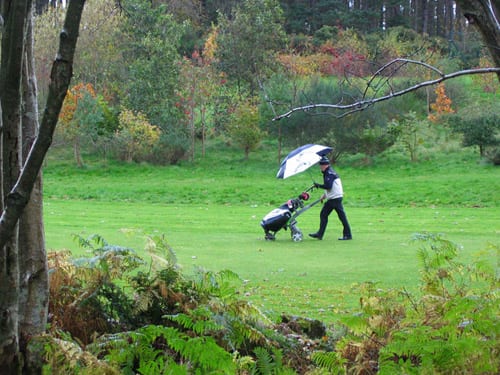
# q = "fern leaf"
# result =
<box><xmin>254</xmin><ymin>346</ymin><xmax>275</xmax><ymax>374</ymax></box>
<box><xmin>311</xmin><ymin>350</ymin><xmax>345</xmax><ymax>373</ymax></box>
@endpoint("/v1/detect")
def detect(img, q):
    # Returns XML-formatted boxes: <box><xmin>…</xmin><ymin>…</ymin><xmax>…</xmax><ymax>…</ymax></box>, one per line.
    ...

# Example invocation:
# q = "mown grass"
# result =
<box><xmin>42</xmin><ymin>141</ymin><xmax>500</xmax><ymax>323</ymax></box>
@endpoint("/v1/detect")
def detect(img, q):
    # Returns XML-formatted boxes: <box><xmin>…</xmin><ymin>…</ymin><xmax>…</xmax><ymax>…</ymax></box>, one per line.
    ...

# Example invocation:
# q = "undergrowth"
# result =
<box><xmin>39</xmin><ymin>233</ymin><xmax>499</xmax><ymax>374</ymax></box>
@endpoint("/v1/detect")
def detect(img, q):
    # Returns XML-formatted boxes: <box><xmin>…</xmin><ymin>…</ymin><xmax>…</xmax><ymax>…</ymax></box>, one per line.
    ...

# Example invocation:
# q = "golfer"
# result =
<box><xmin>309</xmin><ymin>156</ymin><xmax>352</xmax><ymax>240</ymax></box>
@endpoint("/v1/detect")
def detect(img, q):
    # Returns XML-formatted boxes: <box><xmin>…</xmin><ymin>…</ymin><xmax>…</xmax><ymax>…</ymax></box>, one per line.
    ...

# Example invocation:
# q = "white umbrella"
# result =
<box><xmin>276</xmin><ymin>144</ymin><xmax>332</xmax><ymax>179</ymax></box>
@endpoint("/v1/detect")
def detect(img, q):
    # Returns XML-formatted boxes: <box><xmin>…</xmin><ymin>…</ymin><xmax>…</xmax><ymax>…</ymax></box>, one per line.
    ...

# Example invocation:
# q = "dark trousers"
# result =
<box><xmin>318</xmin><ymin>197</ymin><xmax>351</xmax><ymax>238</ymax></box>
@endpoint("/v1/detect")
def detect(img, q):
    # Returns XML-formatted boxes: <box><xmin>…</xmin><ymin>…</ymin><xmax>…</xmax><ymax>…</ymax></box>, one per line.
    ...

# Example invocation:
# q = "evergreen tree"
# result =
<box><xmin>216</xmin><ymin>0</ymin><xmax>288</xmax><ymax>95</ymax></box>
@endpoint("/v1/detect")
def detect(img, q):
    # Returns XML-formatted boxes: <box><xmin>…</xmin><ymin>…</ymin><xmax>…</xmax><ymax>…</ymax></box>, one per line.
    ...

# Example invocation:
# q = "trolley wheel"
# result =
<box><xmin>265</xmin><ymin>232</ymin><xmax>276</xmax><ymax>241</ymax></box>
<box><xmin>291</xmin><ymin>230</ymin><xmax>303</xmax><ymax>242</ymax></box>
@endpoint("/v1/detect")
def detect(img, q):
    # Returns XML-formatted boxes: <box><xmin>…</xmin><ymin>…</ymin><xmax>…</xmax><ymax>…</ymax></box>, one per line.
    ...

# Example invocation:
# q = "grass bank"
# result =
<box><xmin>44</xmin><ymin>142</ymin><xmax>499</xmax><ymax>207</ymax></box>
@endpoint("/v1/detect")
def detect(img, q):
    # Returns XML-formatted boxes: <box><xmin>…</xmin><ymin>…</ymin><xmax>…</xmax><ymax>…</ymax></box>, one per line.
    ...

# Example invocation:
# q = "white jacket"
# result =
<box><xmin>320</xmin><ymin>168</ymin><xmax>344</xmax><ymax>200</ymax></box>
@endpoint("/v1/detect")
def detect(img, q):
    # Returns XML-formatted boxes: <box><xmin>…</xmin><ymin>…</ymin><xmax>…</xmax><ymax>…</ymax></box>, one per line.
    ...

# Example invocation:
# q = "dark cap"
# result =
<box><xmin>319</xmin><ymin>156</ymin><xmax>330</xmax><ymax>165</ymax></box>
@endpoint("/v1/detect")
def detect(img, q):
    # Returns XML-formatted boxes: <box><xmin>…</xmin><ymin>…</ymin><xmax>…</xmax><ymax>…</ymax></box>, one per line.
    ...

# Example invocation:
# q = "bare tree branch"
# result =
<box><xmin>272</xmin><ymin>65</ymin><xmax>500</xmax><ymax>121</ymax></box>
<box><xmin>362</xmin><ymin>58</ymin><xmax>444</xmax><ymax>100</ymax></box>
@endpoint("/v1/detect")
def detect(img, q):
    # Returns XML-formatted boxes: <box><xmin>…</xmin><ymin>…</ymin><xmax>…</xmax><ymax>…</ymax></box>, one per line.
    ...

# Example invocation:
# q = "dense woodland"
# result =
<box><xmin>0</xmin><ymin>0</ymin><xmax>499</xmax><ymax>373</ymax></box>
<box><xmin>35</xmin><ymin>0</ymin><xmax>482</xmax><ymax>39</ymax></box>
<box><xmin>32</xmin><ymin>0</ymin><xmax>499</xmax><ymax>165</ymax></box>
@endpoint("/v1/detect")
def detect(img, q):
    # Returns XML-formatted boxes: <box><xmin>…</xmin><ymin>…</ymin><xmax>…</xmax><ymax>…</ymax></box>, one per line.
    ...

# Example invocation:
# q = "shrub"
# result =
<box><xmin>113</xmin><ymin>108</ymin><xmax>161</xmax><ymax>162</ymax></box>
<box><xmin>226</xmin><ymin>101</ymin><xmax>266</xmax><ymax>160</ymax></box>
<box><xmin>450</xmin><ymin>104</ymin><xmax>500</xmax><ymax>161</ymax></box>
<box><xmin>48</xmin><ymin>235</ymin><xmax>144</xmax><ymax>344</ymax></box>
<box><xmin>47</xmin><ymin>235</ymin><xmax>302</xmax><ymax>373</ymax></box>
<box><xmin>388</xmin><ymin>111</ymin><xmax>429</xmax><ymax>162</ymax></box>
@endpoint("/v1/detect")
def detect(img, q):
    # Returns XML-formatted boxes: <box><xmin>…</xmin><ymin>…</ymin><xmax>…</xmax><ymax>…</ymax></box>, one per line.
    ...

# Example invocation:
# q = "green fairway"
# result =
<box><xmin>43</xmin><ymin>200</ymin><xmax>498</xmax><ymax>322</ymax></box>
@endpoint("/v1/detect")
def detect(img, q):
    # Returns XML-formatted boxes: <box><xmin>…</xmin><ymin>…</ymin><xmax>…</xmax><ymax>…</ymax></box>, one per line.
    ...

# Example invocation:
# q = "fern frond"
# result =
<box><xmin>179</xmin><ymin>336</ymin><xmax>235</xmax><ymax>373</ymax></box>
<box><xmin>43</xmin><ymin>335</ymin><xmax>119</xmax><ymax>374</ymax></box>
<box><xmin>311</xmin><ymin>350</ymin><xmax>345</xmax><ymax>373</ymax></box>
<box><xmin>228</xmin><ymin>300</ymin><xmax>274</xmax><ymax>326</ymax></box>
<box><xmin>192</xmin><ymin>268</ymin><xmax>242</xmax><ymax>300</ymax></box>
<box><xmin>145</xmin><ymin>234</ymin><xmax>179</xmax><ymax>272</ymax></box>
<box><xmin>133</xmin><ymin>289</ymin><xmax>153</xmax><ymax>313</ymax></box>
<box><xmin>252</xmin><ymin>347</ymin><xmax>295</xmax><ymax>375</ymax></box>
<box><xmin>233</xmin><ymin>352</ymin><xmax>256</xmax><ymax>373</ymax></box>
<box><xmin>254</xmin><ymin>346</ymin><xmax>274</xmax><ymax>374</ymax></box>
<box><xmin>168</xmin><ymin>313</ymin><xmax>196</xmax><ymax>330</ymax></box>
<box><xmin>192</xmin><ymin>318</ymin><xmax>222</xmax><ymax>335</ymax></box>
<box><xmin>73</xmin><ymin>233</ymin><xmax>108</xmax><ymax>251</ymax></box>
<box><xmin>166</xmin><ymin>307</ymin><xmax>223</xmax><ymax>335</ymax></box>
<box><xmin>337</xmin><ymin>313</ymin><xmax>369</xmax><ymax>335</ymax></box>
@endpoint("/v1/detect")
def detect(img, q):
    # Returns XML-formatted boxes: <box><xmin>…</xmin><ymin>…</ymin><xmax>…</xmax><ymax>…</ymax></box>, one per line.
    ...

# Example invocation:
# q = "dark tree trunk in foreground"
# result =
<box><xmin>0</xmin><ymin>1</ymin><xmax>31</xmax><ymax>371</ymax></box>
<box><xmin>19</xmin><ymin>6</ymin><xmax>49</xmax><ymax>358</ymax></box>
<box><xmin>0</xmin><ymin>0</ymin><xmax>86</xmax><ymax>371</ymax></box>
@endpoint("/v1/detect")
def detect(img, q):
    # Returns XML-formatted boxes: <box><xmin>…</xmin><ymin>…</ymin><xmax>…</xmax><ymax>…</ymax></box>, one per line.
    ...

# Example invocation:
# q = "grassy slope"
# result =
<box><xmin>44</xmin><ymin>140</ymin><xmax>499</xmax><ymax>207</ymax></box>
<box><xmin>42</xmin><ymin>142</ymin><xmax>500</xmax><ymax>322</ymax></box>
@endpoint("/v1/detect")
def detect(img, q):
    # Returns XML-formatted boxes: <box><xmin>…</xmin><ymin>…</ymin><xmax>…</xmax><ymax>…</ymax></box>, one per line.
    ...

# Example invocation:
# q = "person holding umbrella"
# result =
<box><xmin>309</xmin><ymin>156</ymin><xmax>352</xmax><ymax>241</ymax></box>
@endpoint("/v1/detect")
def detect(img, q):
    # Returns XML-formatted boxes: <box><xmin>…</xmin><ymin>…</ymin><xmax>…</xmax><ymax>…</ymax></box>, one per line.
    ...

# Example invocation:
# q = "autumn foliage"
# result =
<box><xmin>115</xmin><ymin>108</ymin><xmax>161</xmax><ymax>163</ymax></box>
<box><xmin>428</xmin><ymin>83</ymin><xmax>454</xmax><ymax>122</ymax></box>
<box><xmin>277</xmin><ymin>29</ymin><xmax>370</xmax><ymax>78</ymax></box>
<box><xmin>58</xmin><ymin>83</ymin><xmax>100</xmax><ymax>166</ymax></box>
<box><xmin>59</xmin><ymin>83</ymin><xmax>97</xmax><ymax>127</ymax></box>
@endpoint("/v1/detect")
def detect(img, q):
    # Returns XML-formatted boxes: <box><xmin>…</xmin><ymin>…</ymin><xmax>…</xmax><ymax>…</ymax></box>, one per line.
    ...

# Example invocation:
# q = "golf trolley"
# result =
<box><xmin>260</xmin><ymin>185</ymin><xmax>321</xmax><ymax>241</ymax></box>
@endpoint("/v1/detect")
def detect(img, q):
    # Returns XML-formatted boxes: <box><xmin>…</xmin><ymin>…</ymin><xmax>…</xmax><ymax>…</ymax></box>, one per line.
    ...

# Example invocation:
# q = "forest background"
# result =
<box><xmin>35</xmin><ymin>0</ymin><xmax>499</xmax><ymax>167</ymax></box>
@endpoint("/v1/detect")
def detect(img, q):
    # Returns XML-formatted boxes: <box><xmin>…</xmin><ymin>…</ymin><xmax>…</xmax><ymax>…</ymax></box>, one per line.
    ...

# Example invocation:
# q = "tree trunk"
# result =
<box><xmin>74</xmin><ymin>137</ymin><xmax>83</xmax><ymax>167</ymax></box>
<box><xmin>455</xmin><ymin>0</ymin><xmax>500</xmax><ymax>82</ymax></box>
<box><xmin>0</xmin><ymin>0</ymin><xmax>30</xmax><ymax>371</ymax></box>
<box><xmin>19</xmin><ymin>8</ymin><xmax>49</xmax><ymax>372</ymax></box>
<box><xmin>0</xmin><ymin>0</ymin><xmax>85</xmax><ymax>250</ymax></box>
<box><xmin>421</xmin><ymin>0</ymin><xmax>429</xmax><ymax>35</ymax></box>
<box><xmin>190</xmin><ymin>110</ymin><xmax>195</xmax><ymax>162</ymax></box>
<box><xmin>201</xmin><ymin>106</ymin><xmax>206</xmax><ymax>157</ymax></box>
<box><xmin>0</xmin><ymin>0</ymin><xmax>86</xmax><ymax>370</ymax></box>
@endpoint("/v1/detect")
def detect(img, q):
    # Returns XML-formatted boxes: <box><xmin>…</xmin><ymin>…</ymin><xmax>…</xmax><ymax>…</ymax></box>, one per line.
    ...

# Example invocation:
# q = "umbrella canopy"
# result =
<box><xmin>276</xmin><ymin>144</ymin><xmax>332</xmax><ymax>179</ymax></box>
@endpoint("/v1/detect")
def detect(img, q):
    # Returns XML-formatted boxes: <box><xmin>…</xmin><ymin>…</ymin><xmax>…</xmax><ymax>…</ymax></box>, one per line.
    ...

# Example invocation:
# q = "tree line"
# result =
<box><xmin>34</xmin><ymin>0</ymin><xmax>480</xmax><ymax>40</ymax></box>
<box><xmin>31</xmin><ymin>0</ymin><xmax>498</xmax><ymax>166</ymax></box>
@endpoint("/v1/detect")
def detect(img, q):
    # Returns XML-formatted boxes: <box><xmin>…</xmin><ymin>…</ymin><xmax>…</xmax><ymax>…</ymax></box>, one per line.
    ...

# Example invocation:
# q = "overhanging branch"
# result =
<box><xmin>273</xmin><ymin>66</ymin><xmax>500</xmax><ymax>121</ymax></box>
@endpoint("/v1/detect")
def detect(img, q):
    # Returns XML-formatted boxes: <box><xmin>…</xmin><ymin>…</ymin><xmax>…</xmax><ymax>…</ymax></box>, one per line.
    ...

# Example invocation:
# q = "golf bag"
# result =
<box><xmin>261</xmin><ymin>188</ymin><xmax>320</xmax><ymax>241</ymax></box>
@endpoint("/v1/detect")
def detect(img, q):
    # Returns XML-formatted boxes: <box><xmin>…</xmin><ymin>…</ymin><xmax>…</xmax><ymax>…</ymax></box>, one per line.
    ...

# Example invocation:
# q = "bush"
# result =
<box><xmin>450</xmin><ymin>103</ymin><xmax>500</xmax><ymax>160</ymax></box>
<box><xmin>147</xmin><ymin>128</ymin><xmax>189</xmax><ymax>165</ymax></box>
<box><xmin>113</xmin><ymin>108</ymin><xmax>161</xmax><ymax>163</ymax></box>
<box><xmin>484</xmin><ymin>147</ymin><xmax>500</xmax><ymax>165</ymax></box>
<box><xmin>388</xmin><ymin>111</ymin><xmax>430</xmax><ymax>162</ymax></box>
<box><xmin>226</xmin><ymin>101</ymin><xmax>266</xmax><ymax>160</ymax></box>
